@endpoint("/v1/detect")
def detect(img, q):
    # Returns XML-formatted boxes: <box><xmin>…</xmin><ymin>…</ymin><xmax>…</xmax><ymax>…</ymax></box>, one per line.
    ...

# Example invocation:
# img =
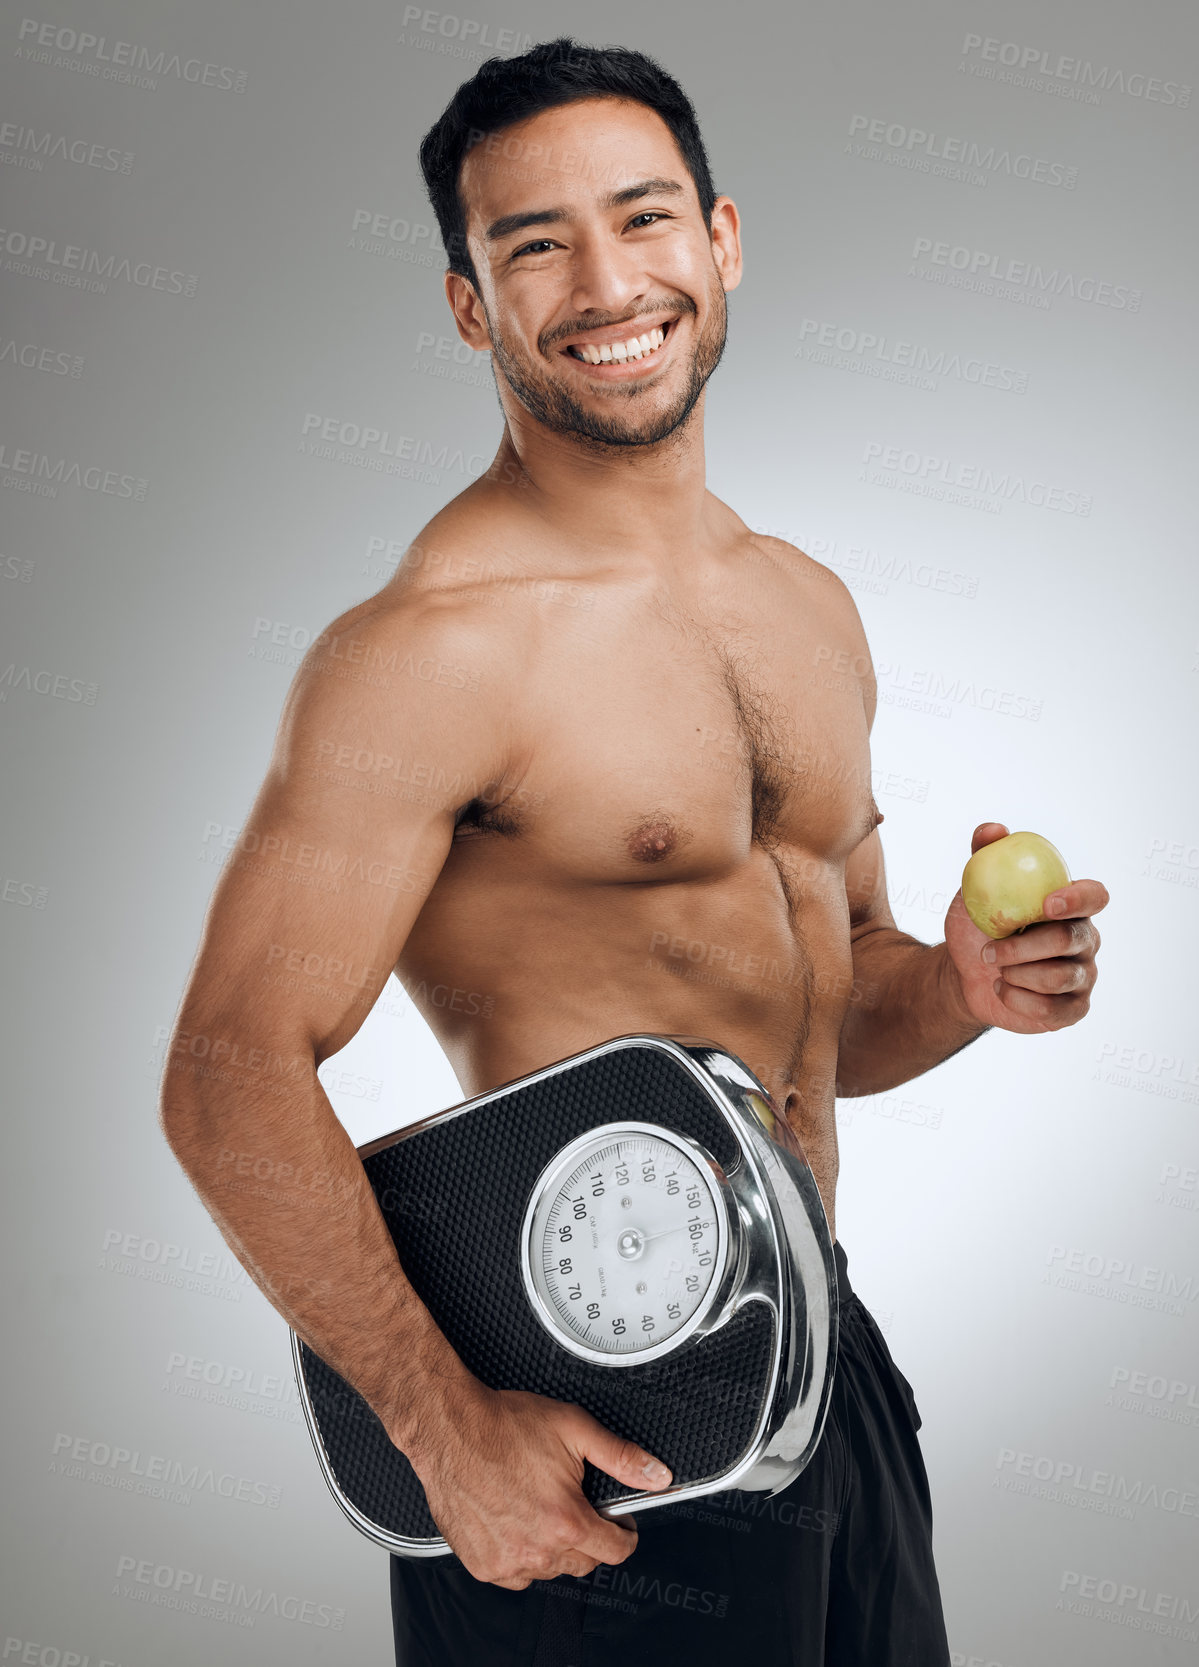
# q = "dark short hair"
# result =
<box><xmin>418</xmin><ymin>37</ymin><xmax>718</xmax><ymax>290</ymax></box>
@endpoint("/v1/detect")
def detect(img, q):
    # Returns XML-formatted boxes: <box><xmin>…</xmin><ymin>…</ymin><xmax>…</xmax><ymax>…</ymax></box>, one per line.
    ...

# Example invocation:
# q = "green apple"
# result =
<box><xmin>961</xmin><ymin>831</ymin><xmax>1071</xmax><ymax>940</ymax></box>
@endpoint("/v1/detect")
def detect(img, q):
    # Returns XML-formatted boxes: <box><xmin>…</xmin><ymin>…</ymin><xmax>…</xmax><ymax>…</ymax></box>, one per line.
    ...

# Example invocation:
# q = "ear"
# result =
<box><xmin>708</xmin><ymin>196</ymin><xmax>743</xmax><ymax>294</ymax></box>
<box><xmin>445</xmin><ymin>270</ymin><xmax>493</xmax><ymax>351</ymax></box>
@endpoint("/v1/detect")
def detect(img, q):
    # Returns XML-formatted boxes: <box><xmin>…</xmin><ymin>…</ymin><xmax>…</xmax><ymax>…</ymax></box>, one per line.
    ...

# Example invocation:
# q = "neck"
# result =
<box><xmin>484</xmin><ymin>391</ymin><xmax>715</xmax><ymax>564</ymax></box>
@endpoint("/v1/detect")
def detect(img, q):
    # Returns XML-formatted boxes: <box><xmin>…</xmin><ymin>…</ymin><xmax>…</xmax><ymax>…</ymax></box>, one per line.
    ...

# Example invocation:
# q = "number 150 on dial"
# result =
<box><xmin>520</xmin><ymin>1122</ymin><xmax>736</xmax><ymax>1365</ymax></box>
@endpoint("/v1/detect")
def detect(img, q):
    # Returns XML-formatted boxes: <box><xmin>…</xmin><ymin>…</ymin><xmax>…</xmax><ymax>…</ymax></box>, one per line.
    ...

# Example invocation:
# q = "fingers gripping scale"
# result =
<box><xmin>291</xmin><ymin>1033</ymin><xmax>839</xmax><ymax>1557</ymax></box>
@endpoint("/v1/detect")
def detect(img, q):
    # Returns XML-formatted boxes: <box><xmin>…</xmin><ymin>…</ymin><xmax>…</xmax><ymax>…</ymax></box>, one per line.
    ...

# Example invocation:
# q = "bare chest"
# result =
<box><xmin>454</xmin><ymin>572</ymin><xmax>878</xmax><ymax>893</ymax></box>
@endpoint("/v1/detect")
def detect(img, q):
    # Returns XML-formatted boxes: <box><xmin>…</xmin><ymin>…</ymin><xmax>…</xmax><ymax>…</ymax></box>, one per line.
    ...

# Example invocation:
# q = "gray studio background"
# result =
<box><xmin>2</xmin><ymin>0</ymin><xmax>1196</xmax><ymax>1661</ymax></box>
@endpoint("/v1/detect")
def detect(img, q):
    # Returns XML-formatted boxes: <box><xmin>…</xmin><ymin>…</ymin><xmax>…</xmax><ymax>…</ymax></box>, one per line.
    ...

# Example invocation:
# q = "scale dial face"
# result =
<box><xmin>520</xmin><ymin>1121</ymin><xmax>732</xmax><ymax>1365</ymax></box>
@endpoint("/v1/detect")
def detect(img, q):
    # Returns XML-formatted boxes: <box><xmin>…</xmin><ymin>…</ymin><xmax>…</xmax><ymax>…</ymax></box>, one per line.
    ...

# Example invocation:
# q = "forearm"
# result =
<box><xmin>836</xmin><ymin>929</ymin><xmax>990</xmax><ymax>1096</ymax></box>
<box><xmin>159</xmin><ymin>1030</ymin><xmax>474</xmax><ymax>1456</ymax></box>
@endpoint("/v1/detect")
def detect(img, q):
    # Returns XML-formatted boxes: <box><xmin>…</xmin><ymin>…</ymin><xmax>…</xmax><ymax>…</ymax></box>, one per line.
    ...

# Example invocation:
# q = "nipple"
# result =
<box><xmin>626</xmin><ymin>817</ymin><xmax>681</xmax><ymax>864</ymax></box>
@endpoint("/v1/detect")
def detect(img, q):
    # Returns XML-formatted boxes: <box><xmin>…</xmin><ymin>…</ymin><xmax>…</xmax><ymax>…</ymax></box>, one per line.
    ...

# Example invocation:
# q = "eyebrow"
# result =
<box><xmin>484</xmin><ymin>177</ymin><xmax>686</xmax><ymax>244</ymax></box>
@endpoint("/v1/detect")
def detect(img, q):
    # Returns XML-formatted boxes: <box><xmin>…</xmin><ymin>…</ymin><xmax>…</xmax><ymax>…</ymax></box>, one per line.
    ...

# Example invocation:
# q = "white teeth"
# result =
<box><xmin>569</xmin><ymin>324</ymin><xmax>667</xmax><ymax>365</ymax></box>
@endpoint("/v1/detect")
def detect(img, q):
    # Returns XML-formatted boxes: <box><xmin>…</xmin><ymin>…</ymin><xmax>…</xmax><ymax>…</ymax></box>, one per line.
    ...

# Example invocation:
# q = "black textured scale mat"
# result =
<box><xmin>297</xmin><ymin>1043</ymin><xmax>777</xmax><ymax>1548</ymax></box>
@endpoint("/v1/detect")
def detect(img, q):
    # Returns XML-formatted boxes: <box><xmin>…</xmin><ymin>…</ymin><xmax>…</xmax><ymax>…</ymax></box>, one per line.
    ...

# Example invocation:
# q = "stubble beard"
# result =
<box><xmin>483</xmin><ymin>279</ymin><xmax>729</xmax><ymax>454</ymax></box>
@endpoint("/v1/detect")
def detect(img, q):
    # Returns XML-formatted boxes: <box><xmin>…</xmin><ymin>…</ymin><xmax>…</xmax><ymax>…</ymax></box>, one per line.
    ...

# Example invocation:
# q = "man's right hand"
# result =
<box><xmin>405</xmin><ymin>1381</ymin><xmax>674</xmax><ymax>1589</ymax></box>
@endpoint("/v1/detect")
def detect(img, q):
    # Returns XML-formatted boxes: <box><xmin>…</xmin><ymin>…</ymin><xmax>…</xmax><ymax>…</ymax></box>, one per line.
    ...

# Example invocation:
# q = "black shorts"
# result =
<box><xmin>390</xmin><ymin>1239</ymin><xmax>951</xmax><ymax>1666</ymax></box>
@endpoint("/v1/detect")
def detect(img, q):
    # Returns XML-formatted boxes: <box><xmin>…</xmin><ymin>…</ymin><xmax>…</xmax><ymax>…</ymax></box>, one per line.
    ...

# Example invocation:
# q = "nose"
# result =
<box><xmin>566</xmin><ymin>227</ymin><xmax>650</xmax><ymax>321</ymax></box>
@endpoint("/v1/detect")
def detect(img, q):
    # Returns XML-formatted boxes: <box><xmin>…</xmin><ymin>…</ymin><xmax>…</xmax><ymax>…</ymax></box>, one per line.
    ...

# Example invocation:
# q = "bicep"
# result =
<box><xmin>817</xmin><ymin>572</ymin><xmax>888</xmax><ymax>939</ymax></box>
<box><xmin>843</xmin><ymin>823</ymin><xmax>896</xmax><ymax>942</ymax></box>
<box><xmin>175</xmin><ymin>602</ymin><xmax>515</xmax><ymax>1065</ymax></box>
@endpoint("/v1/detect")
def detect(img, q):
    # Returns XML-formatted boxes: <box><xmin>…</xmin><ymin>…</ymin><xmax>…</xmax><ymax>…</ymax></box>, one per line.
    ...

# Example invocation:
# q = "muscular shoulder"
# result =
<box><xmin>370</xmin><ymin>495</ymin><xmax>546</xmax><ymax>609</ymax></box>
<box><xmin>273</xmin><ymin>566</ymin><xmax>532</xmax><ymax>812</ymax></box>
<box><xmin>331</xmin><ymin>496</ymin><xmax>539</xmax><ymax>663</ymax></box>
<box><xmin>746</xmin><ymin>532</ymin><xmax>877</xmax><ymax>724</ymax></box>
<box><xmin>299</xmin><ymin>583</ymin><xmax>512</xmax><ymax>700</ymax></box>
<box><xmin>745</xmin><ymin>531</ymin><xmax>851</xmax><ymax>601</ymax></box>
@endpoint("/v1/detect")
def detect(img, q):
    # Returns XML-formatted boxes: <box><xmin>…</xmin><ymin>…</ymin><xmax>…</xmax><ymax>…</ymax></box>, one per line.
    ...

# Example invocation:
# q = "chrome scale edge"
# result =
<box><xmin>290</xmin><ymin>1031</ymin><xmax>839</xmax><ymax>1558</ymax></box>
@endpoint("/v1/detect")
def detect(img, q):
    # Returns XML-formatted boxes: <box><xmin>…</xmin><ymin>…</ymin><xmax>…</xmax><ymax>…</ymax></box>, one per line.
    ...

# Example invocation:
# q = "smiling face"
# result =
<box><xmin>449</xmin><ymin>97</ymin><xmax>742</xmax><ymax>453</ymax></box>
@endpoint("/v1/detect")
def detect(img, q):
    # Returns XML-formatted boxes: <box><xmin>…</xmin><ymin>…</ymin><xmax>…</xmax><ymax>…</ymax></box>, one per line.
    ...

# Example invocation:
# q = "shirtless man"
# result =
<box><xmin>160</xmin><ymin>38</ymin><xmax>1108</xmax><ymax>1667</ymax></box>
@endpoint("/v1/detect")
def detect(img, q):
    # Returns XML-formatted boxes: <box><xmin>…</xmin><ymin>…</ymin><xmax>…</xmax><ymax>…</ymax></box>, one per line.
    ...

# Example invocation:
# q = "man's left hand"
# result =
<box><xmin>943</xmin><ymin>822</ymin><xmax>1110</xmax><ymax>1035</ymax></box>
